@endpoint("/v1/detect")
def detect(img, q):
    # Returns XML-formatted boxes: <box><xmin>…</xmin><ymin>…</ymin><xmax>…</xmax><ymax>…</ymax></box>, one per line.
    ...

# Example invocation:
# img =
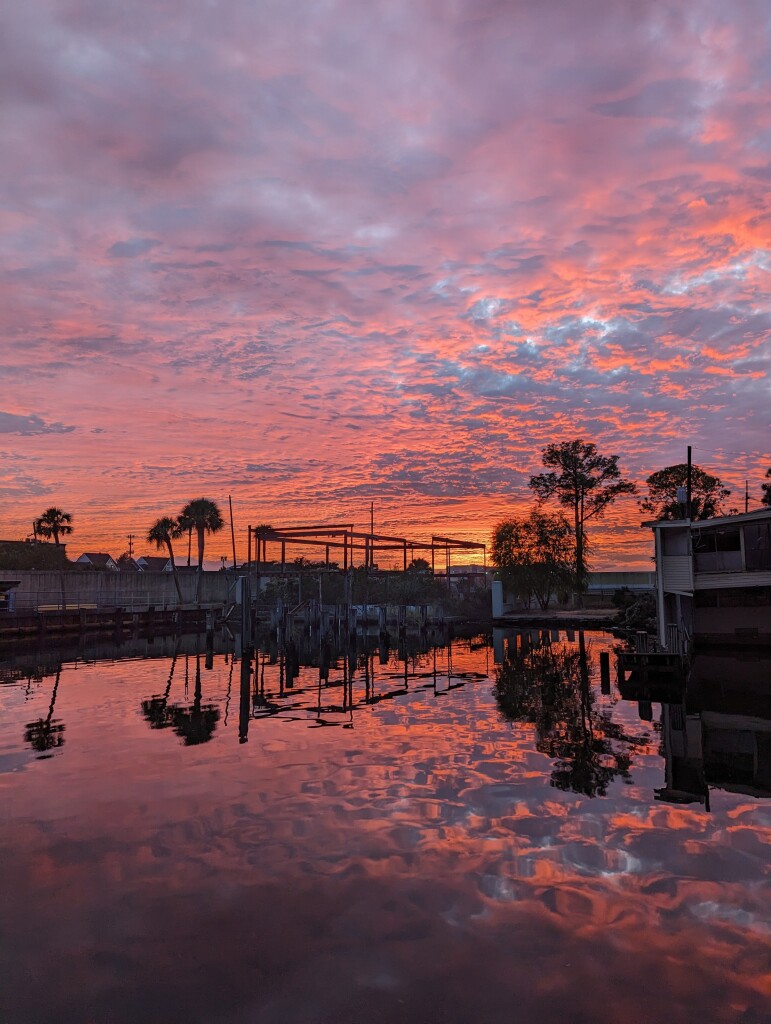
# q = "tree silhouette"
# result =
<box><xmin>179</xmin><ymin>498</ymin><xmax>224</xmax><ymax>604</ymax></box>
<box><xmin>147</xmin><ymin>516</ymin><xmax>184</xmax><ymax>603</ymax></box>
<box><xmin>34</xmin><ymin>507</ymin><xmax>73</xmax><ymax>546</ymax></box>
<box><xmin>762</xmin><ymin>468</ymin><xmax>771</xmax><ymax>508</ymax></box>
<box><xmin>640</xmin><ymin>463</ymin><xmax>733</xmax><ymax>521</ymax></box>
<box><xmin>24</xmin><ymin>668</ymin><xmax>65</xmax><ymax>756</ymax></box>
<box><xmin>492</xmin><ymin>510</ymin><xmax>575</xmax><ymax>609</ymax></box>
<box><xmin>530</xmin><ymin>440</ymin><xmax>636</xmax><ymax>597</ymax></box>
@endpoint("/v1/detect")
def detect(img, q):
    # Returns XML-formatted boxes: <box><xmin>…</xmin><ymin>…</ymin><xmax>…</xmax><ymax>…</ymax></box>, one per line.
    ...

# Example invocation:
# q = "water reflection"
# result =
<box><xmin>620</xmin><ymin>650</ymin><xmax>771</xmax><ymax>809</ymax></box>
<box><xmin>23</xmin><ymin>667</ymin><xmax>65</xmax><ymax>757</ymax></box>
<box><xmin>1</xmin><ymin>630</ymin><xmax>770</xmax><ymax>1024</ymax></box>
<box><xmin>142</xmin><ymin>649</ymin><xmax>220</xmax><ymax>746</ymax></box>
<box><xmin>493</xmin><ymin>631</ymin><xmax>646</xmax><ymax>797</ymax></box>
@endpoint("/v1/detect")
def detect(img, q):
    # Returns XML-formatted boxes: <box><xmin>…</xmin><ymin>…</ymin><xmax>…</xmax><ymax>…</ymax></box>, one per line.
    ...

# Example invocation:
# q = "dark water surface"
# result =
<box><xmin>1</xmin><ymin>632</ymin><xmax>769</xmax><ymax>1024</ymax></box>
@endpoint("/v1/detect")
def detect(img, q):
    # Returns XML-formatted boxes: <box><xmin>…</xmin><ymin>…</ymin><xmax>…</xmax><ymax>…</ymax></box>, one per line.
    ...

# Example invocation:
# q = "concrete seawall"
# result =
<box><xmin>0</xmin><ymin>569</ymin><xmax>262</xmax><ymax>612</ymax></box>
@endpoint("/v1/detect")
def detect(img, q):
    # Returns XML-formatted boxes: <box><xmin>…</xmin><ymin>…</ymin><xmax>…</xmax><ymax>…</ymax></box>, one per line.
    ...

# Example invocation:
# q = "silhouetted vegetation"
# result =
<box><xmin>530</xmin><ymin>440</ymin><xmax>636</xmax><ymax>597</ymax></box>
<box><xmin>34</xmin><ymin>507</ymin><xmax>73</xmax><ymax>546</ymax></box>
<box><xmin>492</xmin><ymin>510</ymin><xmax>574</xmax><ymax>609</ymax></box>
<box><xmin>612</xmin><ymin>588</ymin><xmax>657</xmax><ymax>634</ymax></box>
<box><xmin>179</xmin><ymin>498</ymin><xmax>224</xmax><ymax>604</ymax></box>
<box><xmin>0</xmin><ymin>540</ymin><xmax>69</xmax><ymax>570</ymax></box>
<box><xmin>640</xmin><ymin>463</ymin><xmax>734</xmax><ymax>520</ymax></box>
<box><xmin>147</xmin><ymin>516</ymin><xmax>184</xmax><ymax>602</ymax></box>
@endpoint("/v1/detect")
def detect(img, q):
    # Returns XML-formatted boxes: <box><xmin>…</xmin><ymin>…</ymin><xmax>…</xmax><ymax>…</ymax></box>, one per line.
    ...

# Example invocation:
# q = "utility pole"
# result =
<box><xmin>745</xmin><ymin>480</ymin><xmax>749</xmax><ymax>513</ymax></box>
<box><xmin>228</xmin><ymin>495</ymin><xmax>237</xmax><ymax>569</ymax></box>
<box><xmin>686</xmin><ymin>445</ymin><xmax>692</xmax><ymax>519</ymax></box>
<box><xmin>127</xmin><ymin>533</ymin><xmax>135</xmax><ymax>557</ymax></box>
<box><xmin>370</xmin><ymin>501</ymin><xmax>374</xmax><ymax>569</ymax></box>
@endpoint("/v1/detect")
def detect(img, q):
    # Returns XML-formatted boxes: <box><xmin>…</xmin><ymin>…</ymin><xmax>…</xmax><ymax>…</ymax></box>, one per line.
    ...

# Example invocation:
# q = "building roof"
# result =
<box><xmin>77</xmin><ymin>552</ymin><xmax>117</xmax><ymax>568</ymax></box>
<box><xmin>136</xmin><ymin>555</ymin><xmax>171</xmax><ymax>571</ymax></box>
<box><xmin>643</xmin><ymin>507</ymin><xmax>771</xmax><ymax>530</ymax></box>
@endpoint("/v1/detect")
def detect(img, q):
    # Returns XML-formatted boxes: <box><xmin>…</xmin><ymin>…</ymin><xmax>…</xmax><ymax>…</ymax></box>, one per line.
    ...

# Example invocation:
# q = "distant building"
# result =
<box><xmin>76</xmin><ymin>552</ymin><xmax>119</xmax><ymax>571</ymax></box>
<box><xmin>647</xmin><ymin>507</ymin><xmax>771</xmax><ymax>648</ymax></box>
<box><xmin>492</xmin><ymin>569</ymin><xmax>655</xmax><ymax>617</ymax></box>
<box><xmin>116</xmin><ymin>556</ymin><xmax>141</xmax><ymax>572</ymax></box>
<box><xmin>136</xmin><ymin>555</ymin><xmax>172</xmax><ymax>572</ymax></box>
<box><xmin>0</xmin><ymin>539</ymin><xmax>68</xmax><ymax>571</ymax></box>
<box><xmin>0</xmin><ymin>579</ymin><xmax>20</xmax><ymax>612</ymax></box>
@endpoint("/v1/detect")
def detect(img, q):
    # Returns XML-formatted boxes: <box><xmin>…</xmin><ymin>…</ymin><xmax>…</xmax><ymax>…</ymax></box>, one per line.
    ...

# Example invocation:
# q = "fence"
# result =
<box><xmin>0</xmin><ymin>570</ymin><xmax>263</xmax><ymax>613</ymax></box>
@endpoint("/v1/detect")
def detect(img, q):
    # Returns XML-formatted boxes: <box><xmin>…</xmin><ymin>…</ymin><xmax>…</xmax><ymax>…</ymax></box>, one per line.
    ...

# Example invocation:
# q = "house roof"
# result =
<box><xmin>136</xmin><ymin>555</ymin><xmax>170</xmax><ymax>570</ymax></box>
<box><xmin>77</xmin><ymin>552</ymin><xmax>116</xmax><ymax>567</ymax></box>
<box><xmin>643</xmin><ymin>507</ymin><xmax>771</xmax><ymax>530</ymax></box>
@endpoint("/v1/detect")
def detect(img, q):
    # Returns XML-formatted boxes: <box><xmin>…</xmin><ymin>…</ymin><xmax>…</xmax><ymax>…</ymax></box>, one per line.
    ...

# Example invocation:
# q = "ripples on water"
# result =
<box><xmin>1</xmin><ymin>630</ymin><xmax>769</xmax><ymax>1024</ymax></box>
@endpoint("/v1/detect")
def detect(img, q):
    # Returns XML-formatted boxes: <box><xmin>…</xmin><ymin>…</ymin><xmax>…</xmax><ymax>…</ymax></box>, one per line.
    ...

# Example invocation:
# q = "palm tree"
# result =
<box><xmin>179</xmin><ymin>498</ymin><xmax>225</xmax><ymax>604</ymax></box>
<box><xmin>178</xmin><ymin>509</ymin><xmax>194</xmax><ymax>566</ymax></box>
<box><xmin>34</xmin><ymin>507</ymin><xmax>73</xmax><ymax>546</ymax></box>
<box><xmin>147</xmin><ymin>517</ymin><xmax>184</xmax><ymax>604</ymax></box>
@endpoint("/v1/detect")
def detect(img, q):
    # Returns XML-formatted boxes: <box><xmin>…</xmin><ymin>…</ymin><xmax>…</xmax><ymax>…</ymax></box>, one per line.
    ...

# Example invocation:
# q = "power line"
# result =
<box><xmin>691</xmin><ymin>444</ymin><xmax>770</xmax><ymax>459</ymax></box>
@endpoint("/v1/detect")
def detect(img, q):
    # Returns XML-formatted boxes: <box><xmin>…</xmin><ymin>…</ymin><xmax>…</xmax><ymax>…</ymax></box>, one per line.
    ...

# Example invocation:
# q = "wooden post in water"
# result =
<box><xmin>238</xmin><ymin>649</ymin><xmax>251</xmax><ymax>744</ymax></box>
<box><xmin>600</xmin><ymin>650</ymin><xmax>611</xmax><ymax>694</ymax></box>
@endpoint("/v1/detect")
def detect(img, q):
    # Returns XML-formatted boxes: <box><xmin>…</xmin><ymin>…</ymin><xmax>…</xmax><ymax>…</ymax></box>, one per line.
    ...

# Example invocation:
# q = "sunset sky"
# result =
<box><xmin>1</xmin><ymin>0</ymin><xmax>769</xmax><ymax>568</ymax></box>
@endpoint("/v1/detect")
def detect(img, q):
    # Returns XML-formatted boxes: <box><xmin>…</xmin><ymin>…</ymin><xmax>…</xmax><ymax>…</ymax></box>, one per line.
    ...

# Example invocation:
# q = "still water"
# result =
<box><xmin>1</xmin><ymin>631</ymin><xmax>769</xmax><ymax>1024</ymax></box>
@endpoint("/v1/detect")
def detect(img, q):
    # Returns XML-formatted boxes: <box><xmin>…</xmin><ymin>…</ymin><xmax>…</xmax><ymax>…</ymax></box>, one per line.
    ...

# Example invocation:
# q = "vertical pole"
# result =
<box><xmin>403</xmin><ymin>541</ymin><xmax>407</xmax><ymax>572</ymax></box>
<box><xmin>228</xmin><ymin>495</ymin><xmax>237</xmax><ymax>568</ymax></box>
<box><xmin>370</xmin><ymin>501</ymin><xmax>374</xmax><ymax>540</ymax></box>
<box><xmin>325</xmin><ymin>544</ymin><xmax>330</xmax><ymax>568</ymax></box>
<box><xmin>686</xmin><ymin>445</ymin><xmax>692</xmax><ymax>519</ymax></box>
<box><xmin>745</xmin><ymin>480</ymin><xmax>749</xmax><ymax>513</ymax></box>
<box><xmin>431</xmin><ymin>543</ymin><xmax>435</xmax><ymax>575</ymax></box>
<box><xmin>247</xmin><ymin>525</ymin><xmax>252</xmax><ymax>571</ymax></box>
<box><xmin>343</xmin><ymin>532</ymin><xmax>348</xmax><ymax>571</ymax></box>
<box><xmin>446</xmin><ymin>543</ymin><xmax>451</xmax><ymax>593</ymax></box>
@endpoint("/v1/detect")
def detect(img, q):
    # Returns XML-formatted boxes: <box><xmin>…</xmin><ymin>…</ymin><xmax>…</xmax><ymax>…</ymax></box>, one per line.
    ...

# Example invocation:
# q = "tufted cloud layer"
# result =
<box><xmin>1</xmin><ymin>0</ymin><xmax>769</xmax><ymax>565</ymax></box>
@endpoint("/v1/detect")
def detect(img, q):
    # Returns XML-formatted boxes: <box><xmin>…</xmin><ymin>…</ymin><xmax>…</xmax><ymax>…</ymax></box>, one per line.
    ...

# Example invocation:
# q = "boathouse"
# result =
<box><xmin>647</xmin><ymin>507</ymin><xmax>771</xmax><ymax>649</ymax></box>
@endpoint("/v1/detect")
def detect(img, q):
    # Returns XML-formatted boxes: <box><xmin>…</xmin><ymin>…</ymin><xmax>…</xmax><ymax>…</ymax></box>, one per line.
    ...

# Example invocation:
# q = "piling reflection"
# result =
<box><xmin>494</xmin><ymin>631</ymin><xmax>648</xmax><ymax>797</ymax></box>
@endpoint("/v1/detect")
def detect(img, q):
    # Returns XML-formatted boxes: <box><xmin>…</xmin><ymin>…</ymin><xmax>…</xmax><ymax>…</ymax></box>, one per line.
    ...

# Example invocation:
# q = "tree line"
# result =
<box><xmin>493</xmin><ymin>441</ymin><xmax>770</xmax><ymax>610</ymax></box>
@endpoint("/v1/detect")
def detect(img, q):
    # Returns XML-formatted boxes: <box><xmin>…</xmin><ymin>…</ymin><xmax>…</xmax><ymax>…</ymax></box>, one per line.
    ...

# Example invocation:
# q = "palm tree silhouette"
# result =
<box><xmin>24</xmin><ymin>668</ymin><xmax>65</xmax><ymax>756</ymax></box>
<box><xmin>147</xmin><ymin>517</ymin><xmax>184</xmax><ymax>604</ymax></box>
<box><xmin>179</xmin><ymin>498</ymin><xmax>224</xmax><ymax>604</ymax></box>
<box><xmin>34</xmin><ymin>507</ymin><xmax>73</xmax><ymax>546</ymax></box>
<box><xmin>178</xmin><ymin>509</ymin><xmax>194</xmax><ymax>567</ymax></box>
